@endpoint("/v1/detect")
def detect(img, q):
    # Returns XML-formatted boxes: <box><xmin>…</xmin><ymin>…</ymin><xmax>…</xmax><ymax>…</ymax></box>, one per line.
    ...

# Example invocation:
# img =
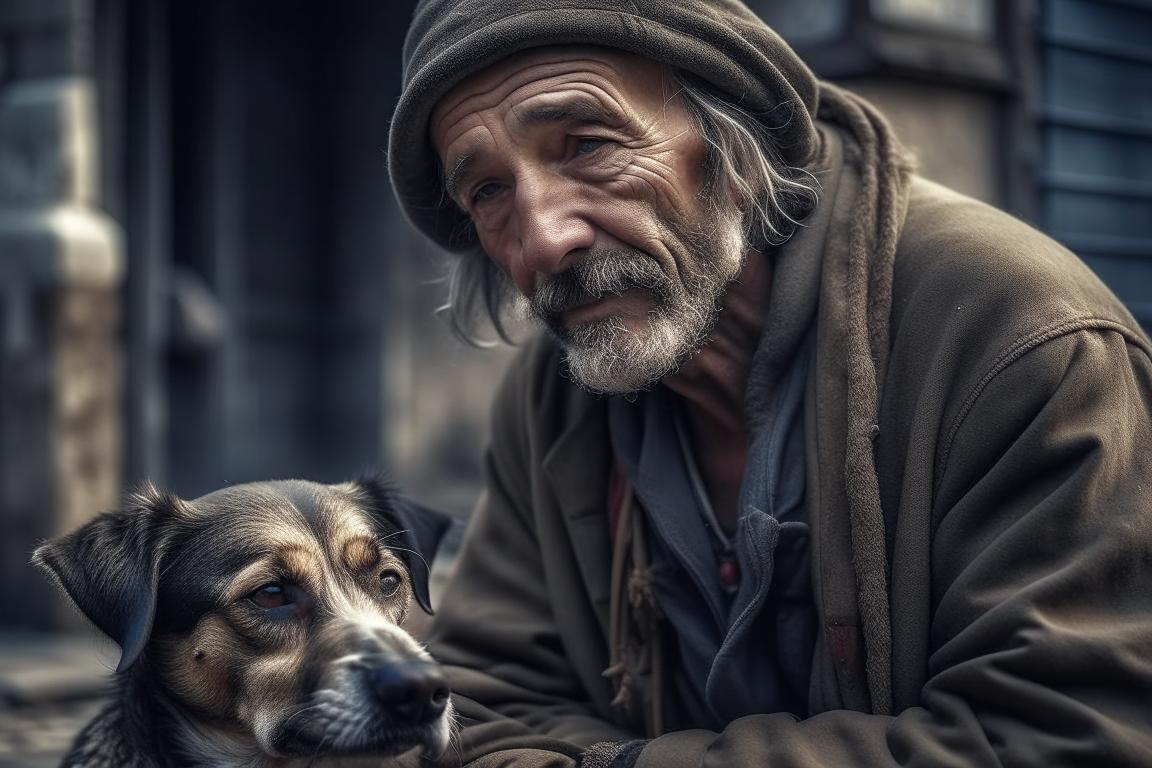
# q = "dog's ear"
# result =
<box><xmin>352</xmin><ymin>475</ymin><xmax>453</xmax><ymax>615</ymax></box>
<box><xmin>388</xmin><ymin>494</ymin><xmax>453</xmax><ymax>615</ymax></box>
<box><xmin>32</xmin><ymin>483</ymin><xmax>185</xmax><ymax>673</ymax></box>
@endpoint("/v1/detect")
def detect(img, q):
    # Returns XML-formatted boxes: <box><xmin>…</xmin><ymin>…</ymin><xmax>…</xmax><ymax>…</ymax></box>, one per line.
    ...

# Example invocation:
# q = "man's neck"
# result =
<box><xmin>664</xmin><ymin>250</ymin><xmax>771</xmax><ymax>530</ymax></box>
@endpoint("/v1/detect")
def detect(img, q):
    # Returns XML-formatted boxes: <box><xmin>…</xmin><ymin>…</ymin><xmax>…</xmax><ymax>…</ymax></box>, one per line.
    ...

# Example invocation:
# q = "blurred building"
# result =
<box><xmin>0</xmin><ymin>0</ymin><xmax>1149</xmax><ymax>631</ymax></box>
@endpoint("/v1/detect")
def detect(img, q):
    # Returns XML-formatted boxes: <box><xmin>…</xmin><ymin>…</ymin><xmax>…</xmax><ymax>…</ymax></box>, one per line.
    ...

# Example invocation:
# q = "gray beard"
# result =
<box><xmin>523</xmin><ymin>210</ymin><xmax>746</xmax><ymax>395</ymax></box>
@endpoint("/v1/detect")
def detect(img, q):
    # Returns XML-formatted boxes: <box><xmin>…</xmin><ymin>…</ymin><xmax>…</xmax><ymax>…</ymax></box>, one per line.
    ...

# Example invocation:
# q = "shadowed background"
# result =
<box><xmin>0</xmin><ymin>0</ymin><xmax>1149</xmax><ymax>764</ymax></box>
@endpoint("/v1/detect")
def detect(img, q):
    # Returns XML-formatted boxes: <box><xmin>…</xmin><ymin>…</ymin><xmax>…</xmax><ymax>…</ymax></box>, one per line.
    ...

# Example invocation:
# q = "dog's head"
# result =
<box><xmin>33</xmin><ymin>476</ymin><xmax>455</xmax><ymax>761</ymax></box>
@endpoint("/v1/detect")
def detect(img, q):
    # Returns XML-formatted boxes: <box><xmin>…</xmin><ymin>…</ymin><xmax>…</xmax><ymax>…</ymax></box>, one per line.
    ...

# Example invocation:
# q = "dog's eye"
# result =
<box><xmin>379</xmin><ymin>571</ymin><xmax>403</xmax><ymax>598</ymax></box>
<box><xmin>250</xmin><ymin>583</ymin><xmax>290</xmax><ymax>609</ymax></box>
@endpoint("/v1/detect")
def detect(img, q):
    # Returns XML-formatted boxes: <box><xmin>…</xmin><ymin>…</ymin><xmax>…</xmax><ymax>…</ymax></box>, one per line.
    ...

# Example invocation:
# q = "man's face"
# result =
<box><xmin>431</xmin><ymin>47</ymin><xmax>746</xmax><ymax>393</ymax></box>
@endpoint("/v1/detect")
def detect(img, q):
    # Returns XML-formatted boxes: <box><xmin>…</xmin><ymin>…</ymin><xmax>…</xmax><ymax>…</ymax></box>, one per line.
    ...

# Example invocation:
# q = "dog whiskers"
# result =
<box><xmin>385</xmin><ymin>545</ymin><xmax>431</xmax><ymax>574</ymax></box>
<box><xmin>277</xmin><ymin>696</ymin><xmax>331</xmax><ymax>737</ymax></box>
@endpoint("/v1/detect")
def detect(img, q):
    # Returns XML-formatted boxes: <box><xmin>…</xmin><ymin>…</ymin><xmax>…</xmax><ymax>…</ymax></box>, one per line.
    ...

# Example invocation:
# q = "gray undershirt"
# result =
<box><xmin>608</xmin><ymin>329</ymin><xmax>817</xmax><ymax>730</ymax></box>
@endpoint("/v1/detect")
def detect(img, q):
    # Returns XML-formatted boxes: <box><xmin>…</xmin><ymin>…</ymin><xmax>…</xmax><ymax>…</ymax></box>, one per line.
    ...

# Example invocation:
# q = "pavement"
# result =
<box><xmin>0</xmin><ymin>631</ymin><xmax>115</xmax><ymax>767</ymax></box>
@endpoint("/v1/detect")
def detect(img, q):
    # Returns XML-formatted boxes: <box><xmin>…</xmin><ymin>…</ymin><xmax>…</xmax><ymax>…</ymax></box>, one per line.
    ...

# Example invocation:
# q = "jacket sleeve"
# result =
<box><xmin>618</xmin><ymin>327</ymin><xmax>1152</xmax><ymax>767</ymax></box>
<box><xmin>427</xmin><ymin>350</ymin><xmax>636</xmax><ymax>767</ymax></box>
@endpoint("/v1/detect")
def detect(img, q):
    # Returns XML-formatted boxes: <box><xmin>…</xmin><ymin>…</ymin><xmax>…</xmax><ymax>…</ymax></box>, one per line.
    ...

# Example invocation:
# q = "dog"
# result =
<box><xmin>33</xmin><ymin>476</ymin><xmax>456</xmax><ymax>767</ymax></box>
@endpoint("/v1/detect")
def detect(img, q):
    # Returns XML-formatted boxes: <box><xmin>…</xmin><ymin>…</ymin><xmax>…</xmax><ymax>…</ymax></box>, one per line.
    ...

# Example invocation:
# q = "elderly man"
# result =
<box><xmin>388</xmin><ymin>1</ymin><xmax>1152</xmax><ymax>766</ymax></box>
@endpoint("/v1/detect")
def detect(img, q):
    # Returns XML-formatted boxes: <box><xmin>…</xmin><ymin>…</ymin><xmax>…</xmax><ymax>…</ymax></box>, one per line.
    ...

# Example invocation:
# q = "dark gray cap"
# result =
<box><xmin>388</xmin><ymin>0</ymin><xmax>820</xmax><ymax>252</ymax></box>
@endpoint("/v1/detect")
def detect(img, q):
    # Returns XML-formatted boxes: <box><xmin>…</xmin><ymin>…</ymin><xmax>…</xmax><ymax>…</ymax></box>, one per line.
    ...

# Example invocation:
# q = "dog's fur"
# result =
<box><xmin>33</xmin><ymin>476</ymin><xmax>456</xmax><ymax>768</ymax></box>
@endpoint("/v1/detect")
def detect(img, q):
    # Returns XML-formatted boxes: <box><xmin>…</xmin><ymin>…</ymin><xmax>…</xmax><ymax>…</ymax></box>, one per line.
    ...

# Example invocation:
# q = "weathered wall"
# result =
<box><xmin>845</xmin><ymin>78</ymin><xmax>1003</xmax><ymax>206</ymax></box>
<box><xmin>0</xmin><ymin>3</ymin><xmax>123</xmax><ymax>629</ymax></box>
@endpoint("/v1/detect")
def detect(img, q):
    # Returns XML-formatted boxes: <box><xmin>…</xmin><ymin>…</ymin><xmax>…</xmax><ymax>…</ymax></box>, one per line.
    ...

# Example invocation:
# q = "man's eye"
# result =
<box><xmin>574</xmin><ymin>137</ymin><xmax>612</xmax><ymax>155</ymax></box>
<box><xmin>249</xmin><ymin>583</ymin><xmax>292</xmax><ymax>610</ymax></box>
<box><xmin>472</xmin><ymin>182</ymin><xmax>504</xmax><ymax>203</ymax></box>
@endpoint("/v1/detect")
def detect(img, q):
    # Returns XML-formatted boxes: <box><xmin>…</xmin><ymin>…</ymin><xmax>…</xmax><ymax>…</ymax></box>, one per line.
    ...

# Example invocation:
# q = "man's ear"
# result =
<box><xmin>353</xmin><ymin>474</ymin><xmax>453</xmax><ymax>615</ymax></box>
<box><xmin>31</xmin><ymin>483</ymin><xmax>185</xmax><ymax>673</ymax></box>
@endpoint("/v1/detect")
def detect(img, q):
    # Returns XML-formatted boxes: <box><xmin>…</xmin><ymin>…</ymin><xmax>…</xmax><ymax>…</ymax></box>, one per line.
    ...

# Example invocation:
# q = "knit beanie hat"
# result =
<box><xmin>388</xmin><ymin>0</ymin><xmax>821</xmax><ymax>252</ymax></box>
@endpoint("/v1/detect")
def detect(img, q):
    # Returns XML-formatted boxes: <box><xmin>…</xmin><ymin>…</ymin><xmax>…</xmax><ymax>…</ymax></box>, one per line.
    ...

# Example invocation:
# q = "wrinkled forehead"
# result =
<box><xmin>430</xmin><ymin>45</ymin><xmax>674</xmax><ymax>156</ymax></box>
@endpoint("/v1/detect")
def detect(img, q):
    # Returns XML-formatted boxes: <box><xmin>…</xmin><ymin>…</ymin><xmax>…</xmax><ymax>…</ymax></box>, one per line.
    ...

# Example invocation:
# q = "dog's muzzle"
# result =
<box><xmin>272</xmin><ymin>620</ymin><xmax>454</xmax><ymax>759</ymax></box>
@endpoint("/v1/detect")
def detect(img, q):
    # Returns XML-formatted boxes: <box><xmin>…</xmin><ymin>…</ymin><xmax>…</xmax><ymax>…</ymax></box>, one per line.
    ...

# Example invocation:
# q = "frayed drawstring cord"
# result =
<box><xmin>603</xmin><ymin>478</ymin><xmax>665</xmax><ymax>736</ymax></box>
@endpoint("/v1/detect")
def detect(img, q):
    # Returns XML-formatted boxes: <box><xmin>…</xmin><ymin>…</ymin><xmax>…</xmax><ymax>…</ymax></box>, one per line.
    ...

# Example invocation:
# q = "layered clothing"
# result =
<box><xmin>388</xmin><ymin>2</ymin><xmax>1152</xmax><ymax>764</ymax></box>
<box><xmin>426</xmin><ymin>124</ymin><xmax>1152</xmax><ymax>766</ymax></box>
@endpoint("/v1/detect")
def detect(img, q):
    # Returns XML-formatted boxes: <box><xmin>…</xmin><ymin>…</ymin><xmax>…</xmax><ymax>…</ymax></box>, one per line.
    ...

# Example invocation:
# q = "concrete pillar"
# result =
<box><xmin>839</xmin><ymin>79</ymin><xmax>1003</xmax><ymax>207</ymax></box>
<box><xmin>0</xmin><ymin>77</ymin><xmax>123</xmax><ymax>630</ymax></box>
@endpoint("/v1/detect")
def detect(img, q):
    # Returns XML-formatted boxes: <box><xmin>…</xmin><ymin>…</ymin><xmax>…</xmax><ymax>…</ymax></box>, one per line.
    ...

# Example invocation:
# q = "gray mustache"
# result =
<box><xmin>530</xmin><ymin>248</ymin><xmax>670</xmax><ymax>319</ymax></box>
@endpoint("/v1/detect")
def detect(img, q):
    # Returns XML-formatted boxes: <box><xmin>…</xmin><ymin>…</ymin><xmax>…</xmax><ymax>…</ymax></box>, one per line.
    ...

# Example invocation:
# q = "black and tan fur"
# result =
<box><xmin>33</xmin><ymin>477</ymin><xmax>456</xmax><ymax>767</ymax></box>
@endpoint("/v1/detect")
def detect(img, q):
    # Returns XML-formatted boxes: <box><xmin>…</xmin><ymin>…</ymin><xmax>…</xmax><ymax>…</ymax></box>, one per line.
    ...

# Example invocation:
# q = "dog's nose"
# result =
<box><xmin>370</xmin><ymin>660</ymin><xmax>449</xmax><ymax>724</ymax></box>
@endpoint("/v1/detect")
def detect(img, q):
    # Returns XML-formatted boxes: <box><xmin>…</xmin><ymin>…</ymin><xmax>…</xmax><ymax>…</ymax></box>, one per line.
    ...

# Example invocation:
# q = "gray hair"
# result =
<box><xmin>438</xmin><ymin>72</ymin><xmax>820</xmax><ymax>346</ymax></box>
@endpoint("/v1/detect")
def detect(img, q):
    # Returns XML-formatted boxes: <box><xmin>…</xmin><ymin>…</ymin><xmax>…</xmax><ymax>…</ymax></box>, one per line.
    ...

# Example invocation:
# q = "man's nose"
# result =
<box><xmin>510</xmin><ymin>178</ymin><xmax>595</xmax><ymax>292</ymax></box>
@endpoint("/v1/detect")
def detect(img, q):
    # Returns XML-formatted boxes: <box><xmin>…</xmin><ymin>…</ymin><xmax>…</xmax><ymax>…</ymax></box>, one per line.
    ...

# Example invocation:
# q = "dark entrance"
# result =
<box><xmin>100</xmin><ymin>0</ymin><xmax>420</xmax><ymax>497</ymax></box>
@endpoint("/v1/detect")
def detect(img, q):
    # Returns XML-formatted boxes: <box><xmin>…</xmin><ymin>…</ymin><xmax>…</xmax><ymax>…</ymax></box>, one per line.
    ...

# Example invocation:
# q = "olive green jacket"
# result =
<box><xmin>427</xmin><ymin>147</ymin><xmax>1152</xmax><ymax>766</ymax></box>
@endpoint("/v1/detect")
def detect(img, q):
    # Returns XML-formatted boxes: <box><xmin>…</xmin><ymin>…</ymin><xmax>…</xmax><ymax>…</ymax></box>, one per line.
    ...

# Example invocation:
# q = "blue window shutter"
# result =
<box><xmin>1040</xmin><ymin>0</ymin><xmax>1152</xmax><ymax>331</ymax></box>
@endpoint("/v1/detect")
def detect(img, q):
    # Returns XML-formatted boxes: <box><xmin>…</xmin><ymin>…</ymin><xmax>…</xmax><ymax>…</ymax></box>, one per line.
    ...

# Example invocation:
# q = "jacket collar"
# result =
<box><xmin>542</xmin><ymin>396</ymin><xmax>614</xmax><ymax>639</ymax></box>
